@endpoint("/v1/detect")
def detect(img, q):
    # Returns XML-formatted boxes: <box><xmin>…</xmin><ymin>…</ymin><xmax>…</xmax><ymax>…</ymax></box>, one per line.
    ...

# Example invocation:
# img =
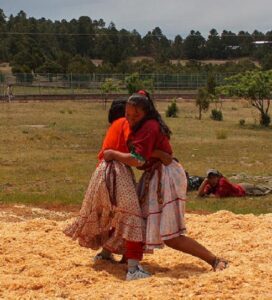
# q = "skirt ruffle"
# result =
<box><xmin>64</xmin><ymin>160</ymin><xmax>145</xmax><ymax>254</ymax></box>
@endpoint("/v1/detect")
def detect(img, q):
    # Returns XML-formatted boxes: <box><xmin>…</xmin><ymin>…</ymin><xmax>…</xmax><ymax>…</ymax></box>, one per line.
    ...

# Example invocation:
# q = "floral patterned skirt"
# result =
<box><xmin>138</xmin><ymin>160</ymin><xmax>187</xmax><ymax>251</ymax></box>
<box><xmin>64</xmin><ymin>160</ymin><xmax>145</xmax><ymax>254</ymax></box>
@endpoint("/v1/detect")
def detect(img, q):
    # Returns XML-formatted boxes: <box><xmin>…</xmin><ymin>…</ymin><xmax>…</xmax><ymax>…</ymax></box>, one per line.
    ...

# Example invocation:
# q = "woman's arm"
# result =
<box><xmin>197</xmin><ymin>178</ymin><xmax>209</xmax><ymax>197</ymax></box>
<box><xmin>103</xmin><ymin>148</ymin><xmax>172</xmax><ymax>167</ymax></box>
<box><xmin>103</xmin><ymin>149</ymin><xmax>144</xmax><ymax>167</ymax></box>
<box><xmin>151</xmin><ymin>149</ymin><xmax>172</xmax><ymax>166</ymax></box>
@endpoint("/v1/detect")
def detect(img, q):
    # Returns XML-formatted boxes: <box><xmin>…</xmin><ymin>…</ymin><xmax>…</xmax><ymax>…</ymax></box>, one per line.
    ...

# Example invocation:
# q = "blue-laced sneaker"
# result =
<box><xmin>126</xmin><ymin>265</ymin><xmax>151</xmax><ymax>281</ymax></box>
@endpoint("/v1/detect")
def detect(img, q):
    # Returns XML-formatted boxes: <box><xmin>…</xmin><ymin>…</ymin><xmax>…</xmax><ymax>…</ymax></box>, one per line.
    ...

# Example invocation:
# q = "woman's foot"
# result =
<box><xmin>93</xmin><ymin>249</ymin><xmax>116</xmax><ymax>263</ymax></box>
<box><xmin>126</xmin><ymin>265</ymin><xmax>151</xmax><ymax>281</ymax></box>
<box><xmin>212</xmin><ymin>258</ymin><xmax>229</xmax><ymax>271</ymax></box>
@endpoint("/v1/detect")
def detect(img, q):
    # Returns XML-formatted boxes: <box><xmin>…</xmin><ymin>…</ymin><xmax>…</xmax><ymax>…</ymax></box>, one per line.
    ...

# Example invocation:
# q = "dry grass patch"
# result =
<box><xmin>0</xmin><ymin>100</ymin><xmax>271</xmax><ymax>213</ymax></box>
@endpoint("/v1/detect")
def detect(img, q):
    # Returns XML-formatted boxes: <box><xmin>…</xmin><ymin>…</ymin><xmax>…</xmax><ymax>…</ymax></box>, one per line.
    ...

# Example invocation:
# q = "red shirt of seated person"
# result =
<box><xmin>199</xmin><ymin>169</ymin><xmax>246</xmax><ymax>198</ymax></box>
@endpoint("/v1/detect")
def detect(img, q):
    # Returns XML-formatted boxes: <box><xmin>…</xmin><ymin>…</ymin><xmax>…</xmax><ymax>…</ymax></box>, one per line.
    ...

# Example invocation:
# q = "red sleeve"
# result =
<box><xmin>215</xmin><ymin>178</ymin><xmax>233</xmax><ymax>197</ymax></box>
<box><xmin>130</xmin><ymin>120</ymin><xmax>160</xmax><ymax>160</ymax></box>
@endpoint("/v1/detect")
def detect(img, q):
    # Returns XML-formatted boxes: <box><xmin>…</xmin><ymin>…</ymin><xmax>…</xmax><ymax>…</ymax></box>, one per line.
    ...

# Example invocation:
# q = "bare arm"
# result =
<box><xmin>151</xmin><ymin>149</ymin><xmax>173</xmax><ymax>166</ymax></box>
<box><xmin>197</xmin><ymin>178</ymin><xmax>209</xmax><ymax>197</ymax></box>
<box><xmin>103</xmin><ymin>148</ymin><xmax>172</xmax><ymax>167</ymax></box>
<box><xmin>103</xmin><ymin>149</ymin><xmax>144</xmax><ymax>167</ymax></box>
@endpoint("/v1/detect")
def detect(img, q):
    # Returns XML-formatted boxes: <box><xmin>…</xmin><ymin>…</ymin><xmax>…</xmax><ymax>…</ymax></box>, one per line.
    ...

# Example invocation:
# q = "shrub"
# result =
<box><xmin>48</xmin><ymin>122</ymin><xmax>56</xmax><ymax>128</ymax></box>
<box><xmin>239</xmin><ymin>119</ymin><xmax>245</xmax><ymax>126</ymax></box>
<box><xmin>12</xmin><ymin>64</ymin><xmax>33</xmax><ymax>83</ymax></box>
<box><xmin>125</xmin><ymin>72</ymin><xmax>154</xmax><ymax>94</ymax></box>
<box><xmin>211</xmin><ymin>109</ymin><xmax>223</xmax><ymax>121</ymax></box>
<box><xmin>166</xmin><ymin>99</ymin><xmax>179</xmax><ymax>117</ymax></box>
<box><xmin>221</xmin><ymin>71</ymin><xmax>272</xmax><ymax>127</ymax></box>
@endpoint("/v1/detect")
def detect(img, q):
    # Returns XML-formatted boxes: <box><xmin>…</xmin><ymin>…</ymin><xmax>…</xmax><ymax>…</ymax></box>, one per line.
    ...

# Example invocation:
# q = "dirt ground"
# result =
<box><xmin>0</xmin><ymin>205</ymin><xmax>271</xmax><ymax>300</ymax></box>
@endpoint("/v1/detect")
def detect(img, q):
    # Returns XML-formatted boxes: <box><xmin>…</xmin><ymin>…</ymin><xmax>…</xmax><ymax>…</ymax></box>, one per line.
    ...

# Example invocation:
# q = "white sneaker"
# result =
<box><xmin>126</xmin><ymin>265</ymin><xmax>151</xmax><ymax>281</ymax></box>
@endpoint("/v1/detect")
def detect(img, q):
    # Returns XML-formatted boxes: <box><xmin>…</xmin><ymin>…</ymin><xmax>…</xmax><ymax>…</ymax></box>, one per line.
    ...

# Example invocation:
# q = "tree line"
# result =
<box><xmin>0</xmin><ymin>9</ymin><xmax>272</xmax><ymax>75</ymax></box>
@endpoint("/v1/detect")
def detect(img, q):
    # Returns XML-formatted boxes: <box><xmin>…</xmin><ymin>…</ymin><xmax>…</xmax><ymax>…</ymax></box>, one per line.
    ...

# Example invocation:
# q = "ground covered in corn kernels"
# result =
<box><xmin>0</xmin><ymin>204</ymin><xmax>271</xmax><ymax>300</ymax></box>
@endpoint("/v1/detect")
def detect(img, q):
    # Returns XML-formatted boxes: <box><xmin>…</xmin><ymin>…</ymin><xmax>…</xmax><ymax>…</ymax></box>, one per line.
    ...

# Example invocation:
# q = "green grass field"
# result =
<box><xmin>0</xmin><ymin>100</ymin><xmax>271</xmax><ymax>214</ymax></box>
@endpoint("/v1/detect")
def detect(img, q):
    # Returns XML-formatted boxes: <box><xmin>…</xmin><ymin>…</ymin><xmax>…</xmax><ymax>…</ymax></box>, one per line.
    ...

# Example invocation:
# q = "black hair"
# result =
<box><xmin>127</xmin><ymin>91</ymin><xmax>172</xmax><ymax>138</ymax></box>
<box><xmin>207</xmin><ymin>172</ymin><xmax>222</xmax><ymax>179</ymax></box>
<box><xmin>108</xmin><ymin>98</ymin><xmax>127</xmax><ymax>124</ymax></box>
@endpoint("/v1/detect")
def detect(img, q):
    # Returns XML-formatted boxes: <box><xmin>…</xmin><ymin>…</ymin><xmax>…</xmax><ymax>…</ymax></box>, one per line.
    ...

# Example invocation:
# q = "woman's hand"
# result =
<box><xmin>197</xmin><ymin>178</ymin><xmax>209</xmax><ymax>197</ymax></box>
<box><xmin>151</xmin><ymin>149</ymin><xmax>172</xmax><ymax>166</ymax></box>
<box><xmin>160</xmin><ymin>152</ymin><xmax>172</xmax><ymax>166</ymax></box>
<box><xmin>208</xmin><ymin>193</ymin><xmax>216</xmax><ymax>198</ymax></box>
<box><xmin>103</xmin><ymin>149</ymin><xmax>115</xmax><ymax>161</ymax></box>
<box><xmin>103</xmin><ymin>150</ymin><xmax>143</xmax><ymax>167</ymax></box>
<box><xmin>203</xmin><ymin>178</ymin><xmax>209</xmax><ymax>185</ymax></box>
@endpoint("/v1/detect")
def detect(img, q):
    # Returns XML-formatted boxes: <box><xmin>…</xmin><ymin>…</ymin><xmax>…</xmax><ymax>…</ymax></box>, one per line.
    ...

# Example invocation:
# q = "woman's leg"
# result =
<box><xmin>240</xmin><ymin>183</ymin><xmax>272</xmax><ymax>196</ymax></box>
<box><xmin>164</xmin><ymin>235</ymin><xmax>218</xmax><ymax>267</ymax></box>
<box><xmin>126</xmin><ymin>241</ymin><xmax>142</xmax><ymax>272</ymax></box>
<box><xmin>94</xmin><ymin>228</ymin><xmax>116</xmax><ymax>262</ymax></box>
<box><xmin>125</xmin><ymin>241</ymin><xmax>150</xmax><ymax>280</ymax></box>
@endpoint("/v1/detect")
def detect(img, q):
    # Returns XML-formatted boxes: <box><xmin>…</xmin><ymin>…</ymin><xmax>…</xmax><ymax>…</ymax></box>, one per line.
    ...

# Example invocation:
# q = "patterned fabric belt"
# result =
<box><xmin>105</xmin><ymin>161</ymin><xmax>117</xmax><ymax>206</ymax></box>
<box><xmin>139</xmin><ymin>161</ymin><xmax>163</xmax><ymax>205</ymax></box>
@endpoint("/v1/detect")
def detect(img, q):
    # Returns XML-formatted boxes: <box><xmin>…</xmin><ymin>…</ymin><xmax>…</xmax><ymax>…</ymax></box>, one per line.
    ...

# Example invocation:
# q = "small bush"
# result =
<box><xmin>211</xmin><ymin>109</ymin><xmax>223</xmax><ymax>121</ymax></box>
<box><xmin>48</xmin><ymin>122</ymin><xmax>56</xmax><ymax>128</ymax></box>
<box><xmin>166</xmin><ymin>99</ymin><xmax>179</xmax><ymax>118</ymax></box>
<box><xmin>239</xmin><ymin>119</ymin><xmax>245</xmax><ymax>126</ymax></box>
<box><xmin>125</xmin><ymin>72</ymin><xmax>154</xmax><ymax>94</ymax></box>
<box><xmin>216</xmin><ymin>130</ymin><xmax>228</xmax><ymax>139</ymax></box>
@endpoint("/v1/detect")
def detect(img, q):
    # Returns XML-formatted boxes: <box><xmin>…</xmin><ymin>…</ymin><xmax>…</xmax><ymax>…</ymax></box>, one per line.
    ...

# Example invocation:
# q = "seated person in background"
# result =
<box><xmin>198</xmin><ymin>169</ymin><xmax>272</xmax><ymax>198</ymax></box>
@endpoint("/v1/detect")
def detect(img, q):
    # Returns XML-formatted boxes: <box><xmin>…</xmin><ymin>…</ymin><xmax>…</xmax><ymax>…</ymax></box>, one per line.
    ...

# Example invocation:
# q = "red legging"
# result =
<box><xmin>125</xmin><ymin>241</ymin><xmax>143</xmax><ymax>261</ymax></box>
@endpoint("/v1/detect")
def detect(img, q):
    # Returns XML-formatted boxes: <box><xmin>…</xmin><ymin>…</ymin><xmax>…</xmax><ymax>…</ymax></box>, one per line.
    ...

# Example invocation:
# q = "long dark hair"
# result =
<box><xmin>108</xmin><ymin>98</ymin><xmax>127</xmax><ymax>124</ymax></box>
<box><xmin>127</xmin><ymin>90</ymin><xmax>172</xmax><ymax>138</ymax></box>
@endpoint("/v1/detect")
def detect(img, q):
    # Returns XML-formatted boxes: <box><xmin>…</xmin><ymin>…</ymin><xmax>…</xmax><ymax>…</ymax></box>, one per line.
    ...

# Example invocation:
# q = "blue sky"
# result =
<box><xmin>0</xmin><ymin>0</ymin><xmax>271</xmax><ymax>38</ymax></box>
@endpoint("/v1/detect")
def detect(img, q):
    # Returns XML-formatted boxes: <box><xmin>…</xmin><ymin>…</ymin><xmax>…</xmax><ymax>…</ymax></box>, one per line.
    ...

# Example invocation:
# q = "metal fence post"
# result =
<box><xmin>71</xmin><ymin>73</ymin><xmax>74</xmax><ymax>95</ymax></box>
<box><xmin>39</xmin><ymin>75</ymin><xmax>41</xmax><ymax>95</ymax></box>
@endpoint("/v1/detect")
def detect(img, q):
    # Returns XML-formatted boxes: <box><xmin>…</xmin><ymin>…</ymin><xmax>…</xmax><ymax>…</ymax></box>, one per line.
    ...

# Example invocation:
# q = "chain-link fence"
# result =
<box><xmin>0</xmin><ymin>72</ymin><xmax>233</xmax><ymax>98</ymax></box>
